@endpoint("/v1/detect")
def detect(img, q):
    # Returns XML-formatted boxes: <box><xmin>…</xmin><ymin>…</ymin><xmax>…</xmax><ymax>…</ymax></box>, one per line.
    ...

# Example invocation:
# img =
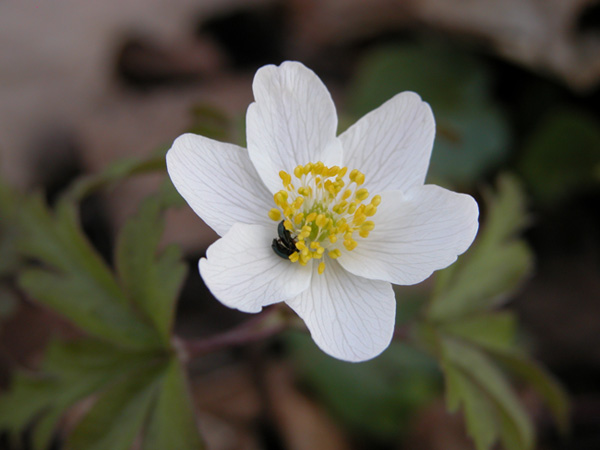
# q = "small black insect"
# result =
<box><xmin>272</xmin><ymin>220</ymin><xmax>297</xmax><ymax>259</ymax></box>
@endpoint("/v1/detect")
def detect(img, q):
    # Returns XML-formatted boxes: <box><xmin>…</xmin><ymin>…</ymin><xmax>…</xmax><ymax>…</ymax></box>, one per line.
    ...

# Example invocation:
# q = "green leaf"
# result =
<box><xmin>348</xmin><ymin>42</ymin><xmax>510</xmax><ymax>184</ymax></box>
<box><xmin>17</xmin><ymin>197</ymin><xmax>160</xmax><ymax>348</ymax></box>
<box><xmin>66</xmin><ymin>154</ymin><xmax>167</xmax><ymax>202</ymax></box>
<box><xmin>493</xmin><ymin>352</ymin><xmax>570</xmax><ymax>434</ymax></box>
<box><xmin>65</xmin><ymin>362</ymin><xmax>165</xmax><ymax>450</ymax></box>
<box><xmin>440</xmin><ymin>337</ymin><xmax>534</xmax><ymax>450</ymax></box>
<box><xmin>287</xmin><ymin>331</ymin><xmax>441</xmax><ymax>439</ymax></box>
<box><xmin>443</xmin><ymin>363</ymin><xmax>498</xmax><ymax>450</ymax></box>
<box><xmin>518</xmin><ymin>109</ymin><xmax>600</xmax><ymax>205</ymax></box>
<box><xmin>0</xmin><ymin>338</ymin><xmax>155</xmax><ymax>450</ymax></box>
<box><xmin>429</xmin><ymin>174</ymin><xmax>533</xmax><ymax>321</ymax></box>
<box><xmin>115</xmin><ymin>186</ymin><xmax>187</xmax><ymax>342</ymax></box>
<box><xmin>143</xmin><ymin>359</ymin><xmax>204</xmax><ymax>450</ymax></box>
<box><xmin>440</xmin><ymin>312</ymin><xmax>517</xmax><ymax>353</ymax></box>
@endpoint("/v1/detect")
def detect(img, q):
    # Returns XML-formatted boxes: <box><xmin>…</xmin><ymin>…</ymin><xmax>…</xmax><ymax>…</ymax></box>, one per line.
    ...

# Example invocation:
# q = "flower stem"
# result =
<box><xmin>177</xmin><ymin>306</ymin><xmax>287</xmax><ymax>361</ymax></box>
<box><xmin>176</xmin><ymin>305</ymin><xmax>413</xmax><ymax>362</ymax></box>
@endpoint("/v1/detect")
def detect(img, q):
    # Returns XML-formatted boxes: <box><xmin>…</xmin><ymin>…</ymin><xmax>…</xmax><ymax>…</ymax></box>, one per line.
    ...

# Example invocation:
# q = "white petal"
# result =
<box><xmin>167</xmin><ymin>133</ymin><xmax>273</xmax><ymax>236</ymax></box>
<box><xmin>286</xmin><ymin>261</ymin><xmax>395</xmax><ymax>362</ymax></box>
<box><xmin>337</xmin><ymin>186</ymin><xmax>479</xmax><ymax>285</ymax></box>
<box><xmin>247</xmin><ymin>61</ymin><xmax>342</xmax><ymax>193</ymax></box>
<box><xmin>199</xmin><ymin>223</ymin><xmax>312</xmax><ymax>313</ymax></box>
<box><xmin>339</xmin><ymin>92</ymin><xmax>435</xmax><ymax>194</ymax></box>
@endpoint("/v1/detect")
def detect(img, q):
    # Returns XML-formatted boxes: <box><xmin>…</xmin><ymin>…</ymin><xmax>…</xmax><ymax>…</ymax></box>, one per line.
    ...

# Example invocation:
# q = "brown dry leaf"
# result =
<box><xmin>290</xmin><ymin>0</ymin><xmax>600</xmax><ymax>91</ymax></box>
<box><xmin>404</xmin><ymin>399</ymin><xmax>475</xmax><ymax>450</ymax></box>
<box><xmin>192</xmin><ymin>363</ymin><xmax>263</xmax><ymax>450</ymax></box>
<box><xmin>266</xmin><ymin>363</ymin><xmax>352</xmax><ymax>450</ymax></box>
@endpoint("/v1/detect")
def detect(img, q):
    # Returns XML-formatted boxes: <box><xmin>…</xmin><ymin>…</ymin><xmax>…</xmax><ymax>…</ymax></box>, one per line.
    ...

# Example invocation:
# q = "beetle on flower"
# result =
<box><xmin>167</xmin><ymin>61</ymin><xmax>479</xmax><ymax>362</ymax></box>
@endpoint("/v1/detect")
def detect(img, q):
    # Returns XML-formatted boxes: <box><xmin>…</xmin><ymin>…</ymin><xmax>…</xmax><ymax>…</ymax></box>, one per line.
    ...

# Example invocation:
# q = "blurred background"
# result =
<box><xmin>0</xmin><ymin>0</ymin><xmax>599</xmax><ymax>449</ymax></box>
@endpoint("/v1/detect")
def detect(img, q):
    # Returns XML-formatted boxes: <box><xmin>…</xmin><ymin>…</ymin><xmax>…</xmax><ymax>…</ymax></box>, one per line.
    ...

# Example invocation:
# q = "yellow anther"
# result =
<box><xmin>303</xmin><ymin>163</ymin><xmax>313</xmax><ymax>175</ymax></box>
<box><xmin>350</xmin><ymin>169</ymin><xmax>365</xmax><ymax>185</ymax></box>
<box><xmin>341</xmin><ymin>189</ymin><xmax>352</xmax><ymax>200</ymax></box>
<box><xmin>328</xmin><ymin>249</ymin><xmax>341</xmax><ymax>259</ymax></box>
<box><xmin>268</xmin><ymin>208</ymin><xmax>281</xmax><ymax>221</ymax></box>
<box><xmin>283</xmin><ymin>220</ymin><xmax>293</xmax><ymax>231</ymax></box>
<box><xmin>316</xmin><ymin>247</ymin><xmax>325</xmax><ymax>255</ymax></box>
<box><xmin>354</xmin><ymin>215</ymin><xmax>367</xmax><ymax>226</ymax></box>
<box><xmin>310</xmin><ymin>241</ymin><xmax>321</xmax><ymax>250</ymax></box>
<box><xmin>301</xmin><ymin>248</ymin><xmax>310</xmax><ymax>258</ymax></box>
<box><xmin>316</xmin><ymin>214</ymin><xmax>328</xmax><ymax>228</ymax></box>
<box><xmin>313</xmin><ymin>162</ymin><xmax>324</xmax><ymax>175</ymax></box>
<box><xmin>318</xmin><ymin>262</ymin><xmax>326</xmax><ymax>274</ymax></box>
<box><xmin>356</xmin><ymin>188</ymin><xmax>369</xmax><ymax>201</ymax></box>
<box><xmin>371</xmin><ymin>195</ymin><xmax>382</xmax><ymax>206</ymax></box>
<box><xmin>338</xmin><ymin>167</ymin><xmax>348</xmax><ymax>178</ymax></box>
<box><xmin>347</xmin><ymin>202</ymin><xmax>357</xmax><ymax>214</ymax></box>
<box><xmin>295</xmin><ymin>240</ymin><xmax>306</xmax><ymax>250</ymax></box>
<box><xmin>333</xmin><ymin>201</ymin><xmax>348</xmax><ymax>214</ymax></box>
<box><xmin>274</xmin><ymin>191</ymin><xmax>288</xmax><ymax>208</ymax></box>
<box><xmin>364</xmin><ymin>204</ymin><xmax>377</xmax><ymax>216</ymax></box>
<box><xmin>333</xmin><ymin>180</ymin><xmax>345</xmax><ymax>192</ymax></box>
<box><xmin>293</xmin><ymin>197</ymin><xmax>304</xmax><ymax>209</ymax></box>
<box><xmin>294</xmin><ymin>213</ymin><xmax>304</xmax><ymax>225</ymax></box>
<box><xmin>344</xmin><ymin>239</ymin><xmax>358</xmax><ymax>251</ymax></box>
<box><xmin>359</xmin><ymin>230</ymin><xmax>370</xmax><ymax>238</ymax></box>
<box><xmin>302</xmin><ymin>225</ymin><xmax>312</xmax><ymax>234</ymax></box>
<box><xmin>284</xmin><ymin>207</ymin><xmax>294</xmax><ymax>218</ymax></box>
<box><xmin>344</xmin><ymin>232</ymin><xmax>353</xmax><ymax>241</ymax></box>
<box><xmin>289</xmin><ymin>252</ymin><xmax>300</xmax><ymax>262</ymax></box>
<box><xmin>305</xmin><ymin>212</ymin><xmax>317</xmax><ymax>223</ymax></box>
<box><xmin>298</xmin><ymin>187</ymin><xmax>311</xmax><ymax>196</ymax></box>
<box><xmin>279</xmin><ymin>170</ymin><xmax>291</xmax><ymax>185</ymax></box>
<box><xmin>326</xmin><ymin>166</ymin><xmax>340</xmax><ymax>177</ymax></box>
<box><xmin>328</xmin><ymin>234</ymin><xmax>338</xmax><ymax>243</ymax></box>
<box><xmin>294</xmin><ymin>165</ymin><xmax>304</xmax><ymax>179</ymax></box>
<box><xmin>361</xmin><ymin>221</ymin><xmax>375</xmax><ymax>232</ymax></box>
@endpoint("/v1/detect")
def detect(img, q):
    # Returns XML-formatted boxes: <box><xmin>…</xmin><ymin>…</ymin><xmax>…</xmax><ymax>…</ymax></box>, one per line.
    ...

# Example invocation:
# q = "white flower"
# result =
<box><xmin>166</xmin><ymin>61</ymin><xmax>479</xmax><ymax>362</ymax></box>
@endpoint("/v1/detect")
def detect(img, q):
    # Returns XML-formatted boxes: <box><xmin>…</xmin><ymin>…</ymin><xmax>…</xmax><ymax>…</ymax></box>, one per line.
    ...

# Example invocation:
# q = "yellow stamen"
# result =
<box><xmin>279</xmin><ymin>170</ymin><xmax>291</xmax><ymax>186</ymax></box>
<box><xmin>269</xmin><ymin>161</ymin><xmax>381</xmax><ymax>273</ymax></box>
<box><xmin>318</xmin><ymin>262</ymin><xmax>326</xmax><ymax>274</ymax></box>
<box><xmin>364</xmin><ymin>204</ymin><xmax>377</xmax><ymax>216</ymax></box>
<box><xmin>328</xmin><ymin>249</ymin><xmax>342</xmax><ymax>259</ymax></box>
<box><xmin>355</xmin><ymin>188</ymin><xmax>369</xmax><ymax>201</ymax></box>
<box><xmin>344</xmin><ymin>239</ymin><xmax>358</xmax><ymax>251</ymax></box>
<box><xmin>268</xmin><ymin>208</ymin><xmax>281</xmax><ymax>221</ymax></box>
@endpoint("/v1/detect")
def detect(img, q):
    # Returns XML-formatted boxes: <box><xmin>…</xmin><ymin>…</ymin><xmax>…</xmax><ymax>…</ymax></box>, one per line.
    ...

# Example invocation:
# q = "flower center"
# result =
<box><xmin>268</xmin><ymin>162</ymin><xmax>381</xmax><ymax>274</ymax></box>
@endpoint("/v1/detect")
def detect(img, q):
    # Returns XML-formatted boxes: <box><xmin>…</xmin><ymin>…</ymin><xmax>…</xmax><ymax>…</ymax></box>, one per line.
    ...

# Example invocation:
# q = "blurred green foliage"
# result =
<box><xmin>288</xmin><ymin>333</ymin><xmax>441</xmax><ymax>440</ymax></box>
<box><xmin>348</xmin><ymin>42</ymin><xmax>511</xmax><ymax>185</ymax></box>
<box><xmin>0</xmin><ymin>162</ymin><xmax>203</xmax><ymax>450</ymax></box>
<box><xmin>424</xmin><ymin>175</ymin><xmax>569</xmax><ymax>450</ymax></box>
<box><xmin>518</xmin><ymin>109</ymin><xmax>600</xmax><ymax>205</ymax></box>
<box><xmin>289</xmin><ymin>175</ymin><xmax>568</xmax><ymax>450</ymax></box>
